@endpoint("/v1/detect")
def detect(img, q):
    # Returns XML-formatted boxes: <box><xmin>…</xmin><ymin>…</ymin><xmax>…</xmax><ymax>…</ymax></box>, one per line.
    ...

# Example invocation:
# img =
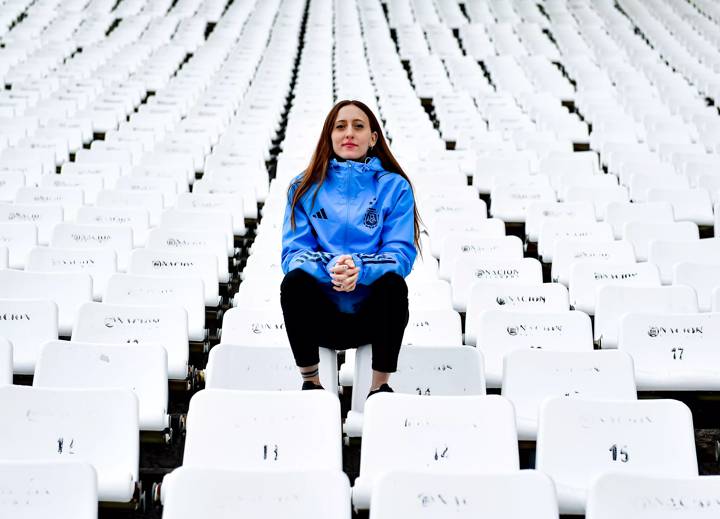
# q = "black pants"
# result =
<box><xmin>280</xmin><ymin>269</ymin><xmax>409</xmax><ymax>373</ymax></box>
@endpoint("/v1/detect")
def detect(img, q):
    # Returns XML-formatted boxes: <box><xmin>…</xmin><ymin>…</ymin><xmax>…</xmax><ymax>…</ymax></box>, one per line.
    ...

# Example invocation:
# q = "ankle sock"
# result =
<box><xmin>302</xmin><ymin>381</ymin><xmax>324</xmax><ymax>390</ymax></box>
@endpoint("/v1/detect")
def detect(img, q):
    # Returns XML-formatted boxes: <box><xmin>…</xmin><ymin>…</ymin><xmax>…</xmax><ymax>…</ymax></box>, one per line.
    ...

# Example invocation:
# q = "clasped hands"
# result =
<box><xmin>330</xmin><ymin>254</ymin><xmax>359</xmax><ymax>292</ymax></box>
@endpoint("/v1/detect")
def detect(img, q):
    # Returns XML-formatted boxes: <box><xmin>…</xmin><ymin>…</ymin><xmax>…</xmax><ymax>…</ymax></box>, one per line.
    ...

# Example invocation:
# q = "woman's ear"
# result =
<box><xmin>371</xmin><ymin>132</ymin><xmax>378</xmax><ymax>147</ymax></box>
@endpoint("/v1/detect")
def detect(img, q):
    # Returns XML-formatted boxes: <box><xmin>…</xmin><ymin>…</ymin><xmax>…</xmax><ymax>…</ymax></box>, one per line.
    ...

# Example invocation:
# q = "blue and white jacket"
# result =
<box><xmin>281</xmin><ymin>156</ymin><xmax>417</xmax><ymax>313</ymax></box>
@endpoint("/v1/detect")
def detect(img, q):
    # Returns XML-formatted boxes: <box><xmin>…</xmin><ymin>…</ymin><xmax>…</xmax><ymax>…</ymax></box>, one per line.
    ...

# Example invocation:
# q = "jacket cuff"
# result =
<box><xmin>326</xmin><ymin>255</ymin><xmax>342</xmax><ymax>277</ymax></box>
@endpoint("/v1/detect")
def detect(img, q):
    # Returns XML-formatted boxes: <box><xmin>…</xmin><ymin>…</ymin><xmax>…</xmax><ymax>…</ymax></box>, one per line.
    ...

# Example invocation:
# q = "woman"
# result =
<box><xmin>280</xmin><ymin>99</ymin><xmax>421</xmax><ymax>396</ymax></box>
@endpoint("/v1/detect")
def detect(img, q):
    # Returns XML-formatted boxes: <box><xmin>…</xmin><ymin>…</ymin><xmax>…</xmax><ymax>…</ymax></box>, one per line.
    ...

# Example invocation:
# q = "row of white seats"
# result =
<box><xmin>4</xmin><ymin>454</ymin><xmax>717</xmax><ymax>517</ymax></box>
<box><xmin>0</xmin><ymin>250</ymin><xmax>218</xmax><ymax>336</ymax></box>
<box><xmin>163</xmin><ymin>380</ymin><xmax>700</xmax><ymax>517</ymax></box>
<box><xmin>2</xmin><ymin>384</ymin><xmax>699</xmax><ymax>513</ymax></box>
<box><xmin>4</xmin><ymin>301</ymin><xmax>703</xmax><ymax>438</ymax></box>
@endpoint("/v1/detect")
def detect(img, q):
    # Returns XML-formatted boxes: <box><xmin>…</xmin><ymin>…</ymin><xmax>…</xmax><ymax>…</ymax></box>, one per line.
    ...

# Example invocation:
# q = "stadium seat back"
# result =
<box><xmin>0</xmin><ymin>386</ymin><xmax>139</xmax><ymax>502</ymax></box>
<box><xmin>536</xmin><ymin>398</ymin><xmax>698</xmax><ymax>514</ymax></box>
<box><xmin>71</xmin><ymin>301</ymin><xmax>188</xmax><ymax>380</ymax></box>
<box><xmin>34</xmin><ymin>341</ymin><xmax>169</xmax><ymax>431</ymax></box>
<box><xmin>502</xmin><ymin>349</ymin><xmax>637</xmax><ymax>440</ymax></box>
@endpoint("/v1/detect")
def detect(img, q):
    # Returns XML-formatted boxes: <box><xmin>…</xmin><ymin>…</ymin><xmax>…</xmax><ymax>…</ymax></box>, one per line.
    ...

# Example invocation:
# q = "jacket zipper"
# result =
<box><xmin>343</xmin><ymin>162</ymin><xmax>351</xmax><ymax>251</ymax></box>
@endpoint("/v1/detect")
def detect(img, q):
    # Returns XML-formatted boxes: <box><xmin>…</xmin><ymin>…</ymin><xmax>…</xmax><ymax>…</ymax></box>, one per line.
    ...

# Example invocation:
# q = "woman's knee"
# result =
<box><xmin>372</xmin><ymin>272</ymin><xmax>408</xmax><ymax>299</ymax></box>
<box><xmin>280</xmin><ymin>269</ymin><xmax>316</xmax><ymax>297</ymax></box>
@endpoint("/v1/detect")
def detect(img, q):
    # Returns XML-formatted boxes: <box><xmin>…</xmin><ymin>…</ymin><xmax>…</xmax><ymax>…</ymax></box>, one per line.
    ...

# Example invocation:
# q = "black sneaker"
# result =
<box><xmin>367</xmin><ymin>383</ymin><xmax>394</xmax><ymax>399</ymax></box>
<box><xmin>302</xmin><ymin>381</ymin><xmax>324</xmax><ymax>390</ymax></box>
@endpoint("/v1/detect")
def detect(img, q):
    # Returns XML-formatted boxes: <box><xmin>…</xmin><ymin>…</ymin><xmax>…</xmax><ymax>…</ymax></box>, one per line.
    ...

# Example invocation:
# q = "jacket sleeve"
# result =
<box><xmin>281</xmin><ymin>182</ymin><xmax>333</xmax><ymax>282</ymax></box>
<box><xmin>351</xmin><ymin>181</ymin><xmax>417</xmax><ymax>285</ymax></box>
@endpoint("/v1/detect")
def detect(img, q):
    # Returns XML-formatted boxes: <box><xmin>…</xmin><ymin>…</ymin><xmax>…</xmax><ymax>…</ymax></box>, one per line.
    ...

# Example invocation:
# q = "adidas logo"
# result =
<box><xmin>312</xmin><ymin>208</ymin><xmax>328</xmax><ymax>220</ymax></box>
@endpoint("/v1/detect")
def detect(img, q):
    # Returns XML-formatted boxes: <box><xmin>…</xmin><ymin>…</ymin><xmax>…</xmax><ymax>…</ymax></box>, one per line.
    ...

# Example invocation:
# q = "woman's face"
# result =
<box><xmin>331</xmin><ymin>104</ymin><xmax>378</xmax><ymax>161</ymax></box>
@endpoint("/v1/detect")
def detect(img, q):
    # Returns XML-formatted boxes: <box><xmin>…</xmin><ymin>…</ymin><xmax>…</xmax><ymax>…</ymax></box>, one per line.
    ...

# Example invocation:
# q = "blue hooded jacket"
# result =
<box><xmin>281</xmin><ymin>156</ymin><xmax>417</xmax><ymax>313</ymax></box>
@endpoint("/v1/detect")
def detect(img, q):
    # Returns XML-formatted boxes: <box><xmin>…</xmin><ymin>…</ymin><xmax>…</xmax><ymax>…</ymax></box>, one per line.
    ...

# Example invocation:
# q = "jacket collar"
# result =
<box><xmin>329</xmin><ymin>156</ymin><xmax>384</xmax><ymax>174</ymax></box>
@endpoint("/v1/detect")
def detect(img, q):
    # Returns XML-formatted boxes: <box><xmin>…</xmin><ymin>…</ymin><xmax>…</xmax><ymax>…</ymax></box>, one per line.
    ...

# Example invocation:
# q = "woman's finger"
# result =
<box><xmin>336</xmin><ymin>255</ymin><xmax>351</xmax><ymax>265</ymax></box>
<box><xmin>331</xmin><ymin>264</ymin><xmax>351</xmax><ymax>275</ymax></box>
<box><xmin>332</xmin><ymin>272</ymin><xmax>348</xmax><ymax>282</ymax></box>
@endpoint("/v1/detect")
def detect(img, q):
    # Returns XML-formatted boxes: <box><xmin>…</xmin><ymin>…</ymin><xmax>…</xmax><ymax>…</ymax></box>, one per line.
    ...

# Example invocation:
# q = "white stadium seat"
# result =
<box><xmin>429</xmin><ymin>219</ymin><xmax>505</xmax><ymax>258</ymax></box>
<box><xmin>477</xmin><ymin>309</ymin><xmax>593</xmax><ymax>387</ymax></box>
<box><xmin>451</xmin><ymin>257</ymin><xmax>543</xmax><ymax>312</ymax></box>
<box><xmin>97</xmin><ymin>189</ymin><xmax>163</xmax><ymax>226</ymax></box>
<box><xmin>15</xmin><ymin>187</ymin><xmax>83</xmax><ymax>220</ymax></box>
<box><xmin>220</xmin><ymin>307</ymin><xmax>289</xmax><ymax>346</ymax></box>
<box><xmin>370</xmin><ymin>471</ymin><xmax>558</xmax><ymax>519</ymax></box>
<box><xmin>407</xmin><ymin>279</ymin><xmax>453</xmax><ymax>310</ymax></box>
<box><xmin>536</xmin><ymin>398</ymin><xmax>697</xmax><ymax>515</ymax></box>
<box><xmin>568</xmin><ymin>262</ymin><xmax>661</xmax><ymax>315</ymax></box>
<box><xmin>586</xmin><ymin>473</ymin><xmax>720</xmax><ymax>519</ymax></box>
<box><xmin>129</xmin><ymin>249</ymin><xmax>220</xmax><ymax>307</ymax></box>
<box><xmin>33</xmin><ymin>341</ymin><xmax>169</xmax><ymax>431</ymax></box>
<box><xmin>402</xmin><ymin>309</ymin><xmax>463</xmax><ymax>346</ymax></box>
<box><xmin>525</xmin><ymin>201</ymin><xmax>595</xmax><ymax>243</ymax></box>
<box><xmin>175</xmin><ymin>192</ymin><xmax>247</xmax><ymax>236</ymax></box>
<box><xmin>604</xmin><ymin>201</ymin><xmax>674</xmax><ymax>239</ymax></box>
<box><xmin>232</xmin><ymin>274</ymin><xmax>283</xmax><ymax>310</ymax></box>
<box><xmin>0</xmin><ymin>270</ymin><xmax>91</xmax><ymax>337</ymax></box>
<box><xmin>162</xmin><ymin>468</ymin><xmax>350</xmax><ymax>519</ymax></box>
<box><xmin>502</xmin><ymin>349</ymin><xmax>637</xmax><ymax>440</ymax></box>
<box><xmin>674</xmin><ymin>262</ymin><xmax>720</xmax><ymax>312</ymax></box>
<box><xmin>344</xmin><ymin>345</ymin><xmax>485</xmax><ymax>437</ymax></box>
<box><xmin>538</xmin><ymin>221</ymin><xmax>614</xmax><ymax>263</ymax></box>
<box><xmin>594</xmin><ymin>285</ymin><xmax>698</xmax><ymax>348</ymax></box>
<box><xmin>647</xmin><ymin>188</ymin><xmax>713</xmax><ymax>226</ymax></box>
<box><xmin>50</xmin><ymin>223</ymin><xmax>132</xmax><ymax>272</ymax></box>
<box><xmin>563</xmin><ymin>184</ymin><xmax>629</xmax><ymax>220</ymax></box>
<box><xmin>180</xmin><ymin>390</ymin><xmax>342</xmax><ymax>471</ymax></box>
<box><xmin>0</xmin><ymin>386</ymin><xmax>139</xmax><ymax>502</ymax></box>
<box><xmin>160</xmin><ymin>208</ymin><xmax>234</xmax><ymax>255</ymax></box>
<box><xmin>146</xmin><ymin>227</ymin><xmax>230</xmax><ymax>283</ymax></box>
<box><xmin>77</xmin><ymin>206</ymin><xmax>150</xmax><ymax>247</ymax></box>
<box><xmin>206</xmin><ymin>344</ymin><xmax>338</xmax><ymax>394</ymax></box>
<box><xmin>551</xmin><ymin>240</ymin><xmax>636</xmax><ymax>286</ymax></box>
<box><xmin>619</xmin><ymin>312</ymin><xmax>720</xmax><ymax>391</ymax></box>
<box><xmin>0</xmin><ymin>202</ymin><xmax>63</xmax><ymax>245</ymax></box>
<box><xmin>105</xmin><ymin>274</ymin><xmax>206</xmax><ymax>342</ymax></box>
<box><xmin>0</xmin><ymin>221</ymin><xmax>37</xmax><ymax>269</ymax></box>
<box><xmin>0</xmin><ymin>299</ymin><xmax>58</xmax><ymax>375</ymax></box>
<box><xmin>71</xmin><ymin>302</ymin><xmax>188</xmax><ymax>380</ymax></box>
<box><xmin>0</xmin><ymin>461</ymin><xmax>98</xmax><ymax>519</ymax></box>
<box><xmin>465</xmin><ymin>283</ymin><xmax>570</xmax><ymax>346</ymax></box>
<box><xmin>648</xmin><ymin>238</ymin><xmax>720</xmax><ymax>285</ymax></box>
<box><xmin>353</xmin><ymin>394</ymin><xmax>519</xmax><ymax>510</ymax></box>
<box><xmin>623</xmin><ymin>221</ymin><xmax>699</xmax><ymax>262</ymax></box>
<box><xmin>438</xmin><ymin>235</ymin><xmax>523</xmax><ymax>281</ymax></box>
<box><xmin>27</xmin><ymin>247</ymin><xmax>117</xmax><ymax>301</ymax></box>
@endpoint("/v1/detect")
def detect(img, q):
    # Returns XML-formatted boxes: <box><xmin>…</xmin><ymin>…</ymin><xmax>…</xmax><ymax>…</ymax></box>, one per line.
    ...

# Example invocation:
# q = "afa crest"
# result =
<box><xmin>363</xmin><ymin>207</ymin><xmax>379</xmax><ymax>228</ymax></box>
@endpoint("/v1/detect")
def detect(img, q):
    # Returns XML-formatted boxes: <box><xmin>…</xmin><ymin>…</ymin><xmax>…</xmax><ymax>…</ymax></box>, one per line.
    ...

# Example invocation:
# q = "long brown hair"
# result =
<box><xmin>288</xmin><ymin>99</ymin><xmax>422</xmax><ymax>251</ymax></box>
